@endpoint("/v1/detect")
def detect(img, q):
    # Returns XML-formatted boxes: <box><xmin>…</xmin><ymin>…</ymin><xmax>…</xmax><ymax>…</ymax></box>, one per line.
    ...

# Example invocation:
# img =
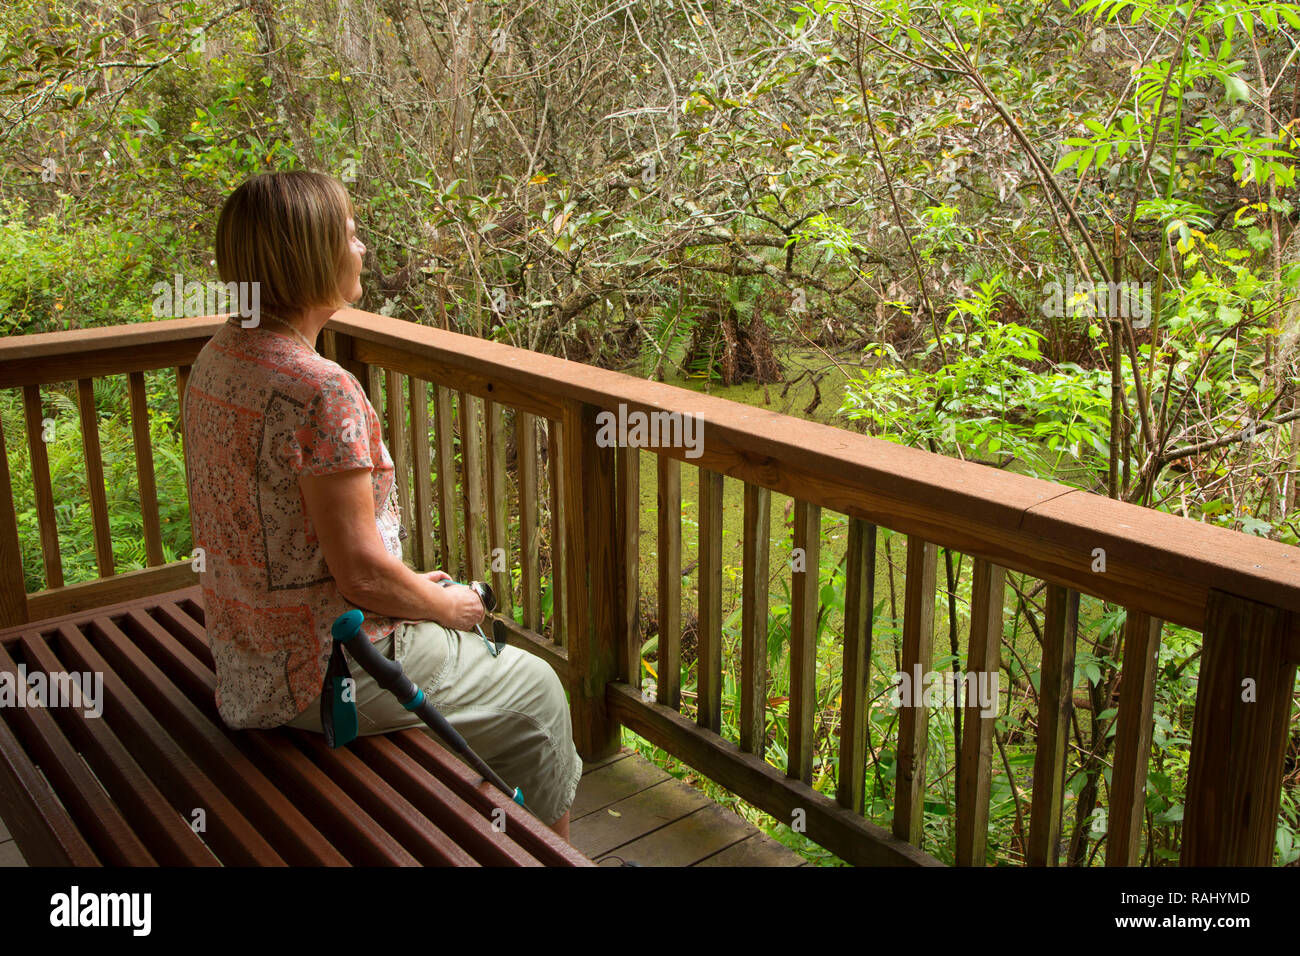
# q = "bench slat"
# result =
<box><xmin>150</xmin><ymin>601</ymin><xmax>214</xmax><ymax>667</ymax></box>
<box><xmin>104</xmin><ymin>611</ymin><xmax>390</xmax><ymax>865</ymax></box>
<box><xmin>126</xmin><ymin>605</ymin><xmax>542</xmax><ymax>866</ymax></box>
<box><xmin>151</xmin><ymin>597</ymin><xmax>588</xmax><ymax>865</ymax></box>
<box><xmin>0</xmin><ymin>639</ymin><xmax>154</xmax><ymax>864</ymax></box>
<box><xmin>54</xmin><ymin>619</ymin><xmax>289</xmax><ymax>866</ymax></box>
<box><xmin>0</xmin><ymin>701</ymin><xmax>100</xmax><ymax>865</ymax></box>
<box><xmin>394</xmin><ymin>732</ymin><xmax>593</xmax><ymax>867</ymax></box>
<box><xmin>351</xmin><ymin>735</ymin><xmax>542</xmax><ymax>866</ymax></box>
<box><xmin>0</xmin><ymin>586</ymin><xmax>592</xmax><ymax>867</ymax></box>
<box><xmin>293</xmin><ymin>731</ymin><xmax>481</xmax><ymax>866</ymax></box>
<box><xmin>21</xmin><ymin>633</ymin><xmax>218</xmax><ymax>866</ymax></box>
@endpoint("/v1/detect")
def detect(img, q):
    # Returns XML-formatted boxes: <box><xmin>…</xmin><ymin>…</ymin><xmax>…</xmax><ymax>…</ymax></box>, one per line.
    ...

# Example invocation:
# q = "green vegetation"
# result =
<box><xmin>2</xmin><ymin>0</ymin><xmax>1298</xmax><ymax>866</ymax></box>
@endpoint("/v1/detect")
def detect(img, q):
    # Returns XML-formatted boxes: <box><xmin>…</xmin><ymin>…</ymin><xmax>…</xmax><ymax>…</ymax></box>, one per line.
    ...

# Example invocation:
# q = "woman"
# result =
<box><xmin>182</xmin><ymin>171</ymin><xmax>581</xmax><ymax>838</ymax></box>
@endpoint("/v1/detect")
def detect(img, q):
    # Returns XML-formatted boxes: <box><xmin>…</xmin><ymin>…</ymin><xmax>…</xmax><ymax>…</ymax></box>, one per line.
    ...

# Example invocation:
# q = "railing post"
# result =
<box><xmin>837</xmin><ymin>517</ymin><xmax>876</xmax><ymax>814</ymax></box>
<box><xmin>788</xmin><ymin>500</ymin><xmax>821</xmax><ymax>785</ymax></box>
<box><xmin>328</xmin><ymin>331</ymin><xmax>370</xmax><ymax>397</ymax></box>
<box><xmin>458</xmin><ymin>392</ymin><xmax>486</xmax><ymax>580</ymax></box>
<box><xmin>697</xmin><ymin>468</ymin><xmax>724</xmax><ymax>734</ymax></box>
<box><xmin>616</xmin><ymin>445</ymin><xmax>640</xmax><ymax>686</ymax></box>
<box><xmin>655</xmin><ymin>455</ymin><xmax>681</xmax><ymax>710</ymax></box>
<box><xmin>893</xmin><ymin>535</ymin><xmax>936</xmax><ymax>846</ymax></box>
<box><xmin>1027</xmin><ymin>586</ymin><xmax>1079</xmax><ymax>866</ymax></box>
<box><xmin>0</xmin><ymin>412</ymin><xmax>28</xmax><ymax>628</ymax></box>
<box><xmin>1183</xmin><ymin>590</ymin><xmax>1297</xmax><ymax>865</ymax></box>
<box><xmin>955</xmin><ymin>558</ymin><xmax>1004</xmax><ymax>865</ymax></box>
<box><xmin>1107</xmin><ymin>610</ymin><xmax>1162</xmax><ymax>866</ymax></box>
<box><xmin>740</xmin><ymin>483</ymin><xmax>771</xmax><ymax>760</ymax></box>
<box><xmin>517</xmin><ymin>412</ymin><xmax>541</xmax><ymax>633</ymax></box>
<box><xmin>560</xmin><ymin>399</ymin><xmax>621</xmax><ymax>760</ymax></box>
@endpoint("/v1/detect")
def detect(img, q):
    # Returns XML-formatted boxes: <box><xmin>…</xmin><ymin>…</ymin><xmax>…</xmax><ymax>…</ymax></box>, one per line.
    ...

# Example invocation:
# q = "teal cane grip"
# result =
<box><xmin>331</xmin><ymin>608</ymin><xmax>365</xmax><ymax>643</ymax></box>
<box><xmin>332</xmin><ymin>609</ymin><xmax>421</xmax><ymax>708</ymax></box>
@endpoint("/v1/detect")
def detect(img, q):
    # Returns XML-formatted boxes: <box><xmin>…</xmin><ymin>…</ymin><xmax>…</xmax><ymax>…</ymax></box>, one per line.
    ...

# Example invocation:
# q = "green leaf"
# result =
<box><xmin>1223</xmin><ymin>75</ymin><xmax>1250</xmax><ymax>104</ymax></box>
<box><xmin>1054</xmin><ymin>149</ymin><xmax>1084</xmax><ymax>174</ymax></box>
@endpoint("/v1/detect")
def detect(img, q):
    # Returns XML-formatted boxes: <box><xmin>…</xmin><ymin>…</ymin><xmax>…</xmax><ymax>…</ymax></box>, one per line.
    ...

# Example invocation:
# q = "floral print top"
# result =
<box><xmin>183</xmin><ymin>318</ymin><xmax>403</xmax><ymax>728</ymax></box>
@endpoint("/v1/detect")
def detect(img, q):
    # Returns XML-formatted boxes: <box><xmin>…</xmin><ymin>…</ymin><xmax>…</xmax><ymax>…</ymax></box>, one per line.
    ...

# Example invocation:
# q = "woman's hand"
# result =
<box><xmin>438</xmin><ymin>582</ymin><xmax>487</xmax><ymax>632</ymax></box>
<box><xmin>422</xmin><ymin>570</ymin><xmax>486</xmax><ymax>631</ymax></box>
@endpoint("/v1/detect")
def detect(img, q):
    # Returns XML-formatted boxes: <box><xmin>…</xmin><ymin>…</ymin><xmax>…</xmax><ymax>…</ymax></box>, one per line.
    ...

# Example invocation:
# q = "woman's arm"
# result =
<box><xmin>299</xmin><ymin>467</ymin><xmax>485</xmax><ymax>631</ymax></box>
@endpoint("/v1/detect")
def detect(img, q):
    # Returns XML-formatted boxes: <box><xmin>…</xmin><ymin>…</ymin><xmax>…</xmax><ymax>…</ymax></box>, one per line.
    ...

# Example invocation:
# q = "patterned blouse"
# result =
<box><xmin>183</xmin><ymin>318</ymin><xmax>404</xmax><ymax>728</ymax></box>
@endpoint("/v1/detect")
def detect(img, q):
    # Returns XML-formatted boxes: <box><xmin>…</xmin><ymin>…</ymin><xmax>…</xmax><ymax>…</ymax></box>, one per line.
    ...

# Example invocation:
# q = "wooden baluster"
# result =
<box><xmin>459</xmin><ymin>392</ymin><xmax>485</xmax><ymax>581</ymax></box>
<box><xmin>76</xmin><ymin>379</ymin><xmax>114</xmax><ymax>578</ymax></box>
<box><xmin>1107</xmin><ymin>610</ymin><xmax>1162</xmax><ymax>866</ymax></box>
<box><xmin>369</xmin><ymin>366</ymin><xmax>384</xmax><ymax>426</ymax></box>
<box><xmin>384</xmin><ymin>370</ymin><xmax>412</xmax><ymax>561</ymax></box>
<box><xmin>176</xmin><ymin>366</ymin><xmax>192</xmax><ymax>538</ymax></box>
<box><xmin>321</xmin><ymin>329</ymin><xmax>339</xmax><ymax>363</ymax></box>
<box><xmin>1027</xmin><ymin>585</ymin><xmax>1079</xmax><ymax>866</ymax></box>
<box><xmin>363</xmin><ymin>365</ymin><xmax>380</xmax><ymax>405</ymax></box>
<box><xmin>617</xmin><ymin>445</ymin><xmax>640</xmax><ymax>686</ymax></box>
<box><xmin>560</xmin><ymin>399</ymin><xmax>620</xmax><ymax>760</ymax></box>
<box><xmin>893</xmin><ymin>535</ymin><xmax>936</xmax><ymax>846</ymax></box>
<box><xmin>697</xmin><ymin>468</ymin><xmax>724</xmax><ymax>733</ymax></box>
<box><xmin>656</xmin><ymin>455</ymin><xmax>681</xmax><ymax>710</ymax></box>
<box><xmin>1183</xmin><ymin>590</ymin><xmax>1296</xmax><ymax>865</ymax></box>
<box><xmin>739</xmin><ymin>483</ymin><xmax>770</xmax><ymax>757</ymax></box>
<box><xmin>485</xmin><ymin>400</ymin><xmax>511</xmax><ymax>616</ymax></box>
<box><xmin>176</xmin><ymin>365</ymin><xmax>191</xmax><ymax>425</ymax></box>
<box><xmin>788</xmin><ymin>499</ymin><xmax>820</xmax><ymax>784</ymax></box>
<box><xmin>838</xmin><ymin>518</ymin><xmax>877</xmax><ymax>814</ymax></box>
<box><xmin>22</xmin><ymin>385</ymin><xmax>62</xmax><ymax>587</ymax></box>
<box><xmin>409</xmin><ymin>378</ymin><xmax>435</xmax><ymax>570</ymax></box>
<box><xmin>547</xmin><ymin>420</ymin><xmax>566</xmax><ymax>646</ymax></box>
<box><xmin>127</xmin><ymin>372</ymin><xmax>165</xmax><ymax>567</ymax></box>
<box><xmin>517</xmin><ymin>412</ymin><xmax>541</xmax><ymax>633</ymax></box>
<box><xmin>329</xmin><ymin>332</ymin><xmax>371</xmax><ymax>407</ymax></box>
<box><xmin>955</xmin><ymin>558</ymin><xmax>1005</xmax><ymax>865</ymax></box>
<box><xmin>433</xmin><ymin>385</ymin><xmax>459</xmax><ymax>579</ymax></box>
<box><xmin>0</xmin><ymin>410</ymin><xmax>28</xmax><ymax>627</ymax></box>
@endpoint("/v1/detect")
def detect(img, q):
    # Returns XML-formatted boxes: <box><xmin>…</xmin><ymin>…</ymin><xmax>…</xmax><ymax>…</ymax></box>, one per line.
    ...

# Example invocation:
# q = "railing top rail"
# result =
<box><xmin>3</xmin><ymin>310</ymin><xmax>1298</xmax><ymax>640</ymax></box>
<box><xmin>325</xmin><ymin>310</ymin><xmax>1300</xmax><ymax>636</ymax></box>
<box><xmin>0</xmin><ymin>315</ymin><xmax>222</xmax><ymax>388</ymax></box>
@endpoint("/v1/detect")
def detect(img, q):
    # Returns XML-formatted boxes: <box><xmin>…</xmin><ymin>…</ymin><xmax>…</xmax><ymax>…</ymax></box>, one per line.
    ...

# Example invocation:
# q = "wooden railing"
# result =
<box><xmin>1</xmin><ymin>310</ymin><xmax>1297</xmax><ymax>867</ymax></box>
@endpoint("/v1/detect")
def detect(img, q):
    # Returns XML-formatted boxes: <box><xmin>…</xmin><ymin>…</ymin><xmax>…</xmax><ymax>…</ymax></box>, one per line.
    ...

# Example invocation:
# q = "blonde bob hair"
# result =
<box><xmin>215</xmin><ymin>171</ymin><xmax>355</xmax><ymax>321</ymax></box>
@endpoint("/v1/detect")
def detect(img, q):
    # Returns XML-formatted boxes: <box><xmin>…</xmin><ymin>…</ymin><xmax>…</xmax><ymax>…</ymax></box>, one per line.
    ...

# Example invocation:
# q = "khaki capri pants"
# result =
<box><xmin>288</xmin><ymin>620</ymin><xmax>583</xmax><ymax>826</ymax></box>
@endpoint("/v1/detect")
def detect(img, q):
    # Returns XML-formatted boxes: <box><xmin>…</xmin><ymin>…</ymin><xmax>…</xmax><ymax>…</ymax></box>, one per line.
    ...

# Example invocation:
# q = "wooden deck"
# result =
<box><xmin>571</xmin><ymin>748</ymin><xmax>806</xmax><ymax>866</ymax></box>
<box><xmin>0</xmin><ymin>807</ymin><xmax>19</xmax><ymax>866</ymax></box>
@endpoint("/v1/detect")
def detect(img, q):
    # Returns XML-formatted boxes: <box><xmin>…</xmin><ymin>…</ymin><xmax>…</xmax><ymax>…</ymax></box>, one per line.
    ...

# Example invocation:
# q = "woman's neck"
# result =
<box><xmin>264</xmin><ymin>306</ymin><xmax>335</xmax><ymax>345</ymax></box>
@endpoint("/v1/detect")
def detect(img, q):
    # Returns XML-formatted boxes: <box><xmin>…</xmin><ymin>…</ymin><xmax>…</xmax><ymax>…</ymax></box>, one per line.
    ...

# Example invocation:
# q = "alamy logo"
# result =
<box><xmin>890</xmin><ymin>665</ymin><xmax>999</xmax><ymax>718</ymax></box>
<box><xmin>152</xmin><ymin>274</ymin><xmax>261</xmax><ymax>326</ymax></box>
<box><xmin>50</xmin><ymin>886</ymin><xmax>151</xmax><ymax>936</ymax></box>
<box><xmin>1041</xmin><ymin>275</ymin><xmax>1152</xmax><ymax>329</ymax></box>
<box><xmin>595</xmin><ymin>403</ymin><xmax>704</xmax><ymax>459</ymax></box>
<box><xmin>0</xmin><ymin>665</ymin><xmax>103</xmax><ymax>718</ymax></box>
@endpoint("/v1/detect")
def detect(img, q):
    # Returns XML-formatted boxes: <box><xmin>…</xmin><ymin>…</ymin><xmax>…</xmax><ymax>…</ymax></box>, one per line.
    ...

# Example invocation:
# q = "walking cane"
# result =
<box><xmin>330</xmin><ymin>603</ymin><xmax>528</xmax><ymax>811</ymax></box>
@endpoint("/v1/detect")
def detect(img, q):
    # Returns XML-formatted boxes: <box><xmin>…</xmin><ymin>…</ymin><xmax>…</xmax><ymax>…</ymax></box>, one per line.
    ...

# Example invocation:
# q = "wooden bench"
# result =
<box><xmin>0</xmin><ymin>586</ymin><xmax>593</xmax><ymax>866</ymax></box>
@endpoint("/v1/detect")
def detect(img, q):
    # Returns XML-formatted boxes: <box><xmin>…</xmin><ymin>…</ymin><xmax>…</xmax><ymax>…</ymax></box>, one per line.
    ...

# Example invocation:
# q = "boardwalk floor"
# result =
<box><xmin>2</xmin><ymin>747</ymin><xmax>807</xmax><ymax>867</ymax></box>
<box><xmin>0</xmin><ymin>810</ymin><xmax>21</xmax><ymax>867</ymax></box>
<box><xmin>571</xmin><ymin>748</ymin><xmax>807</xmax><ymax>867</ymax></box>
